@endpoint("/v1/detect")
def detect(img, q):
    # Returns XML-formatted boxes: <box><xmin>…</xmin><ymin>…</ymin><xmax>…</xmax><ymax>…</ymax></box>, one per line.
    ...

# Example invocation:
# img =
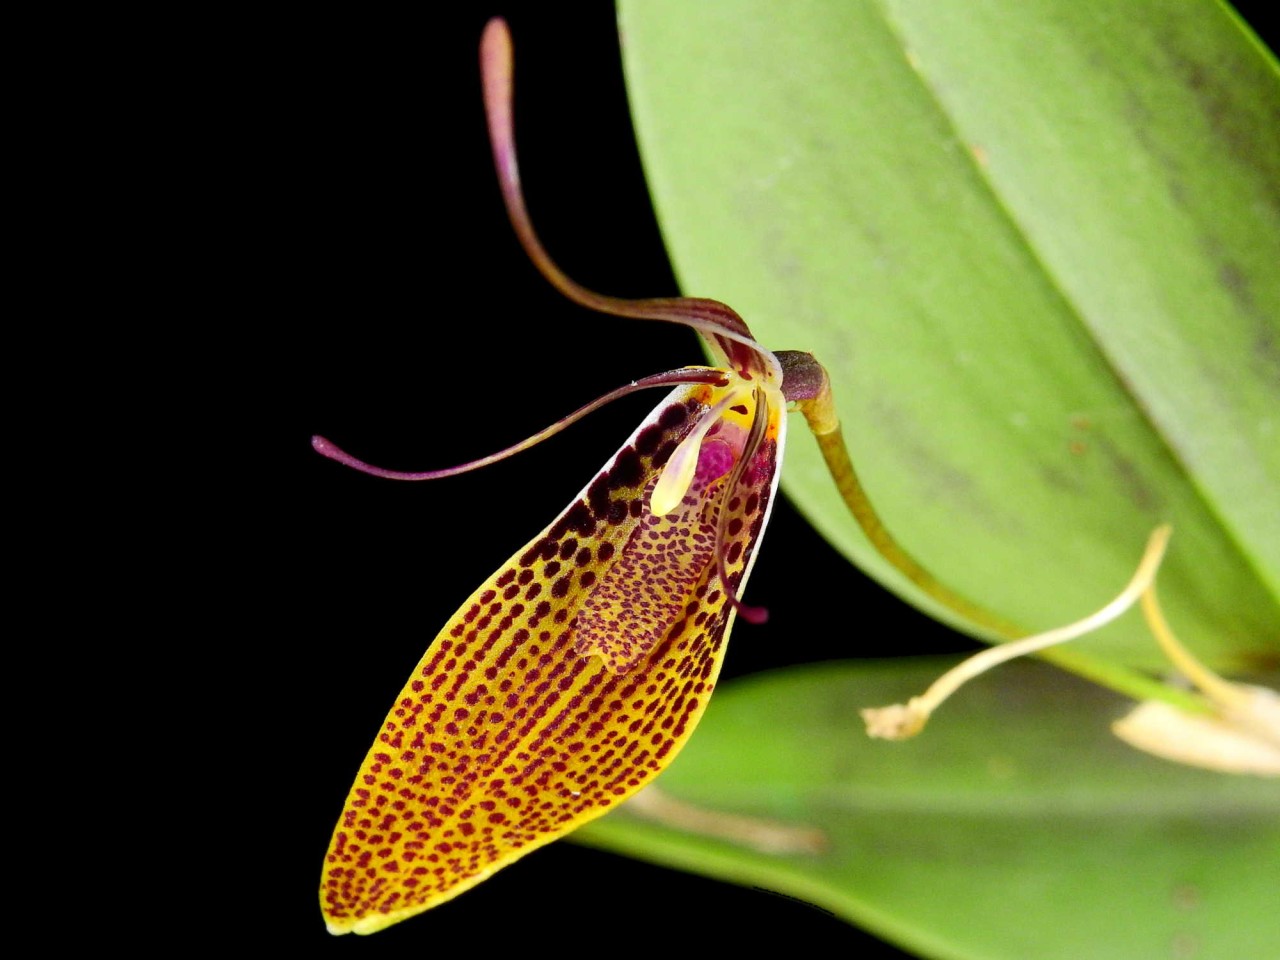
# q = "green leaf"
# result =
<box><xmin>618</xmin><ymin>0</ymin><xmax>1280</xmax><ymax>669</ymax></box>
<box><xmin>575</xmin><ymin>659</ymin><xmax>1280</xmax><ymax>960</ymax></box>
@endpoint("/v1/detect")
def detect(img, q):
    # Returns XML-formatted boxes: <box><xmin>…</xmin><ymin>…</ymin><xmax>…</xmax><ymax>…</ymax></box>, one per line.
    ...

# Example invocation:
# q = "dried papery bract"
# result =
<box><xmin>860</xmin><ymin>526</ymin><xmax>1280</xmax><ymax>777</ymax></box>
<box><xmin>1110</xmin><ymin>583</ymin><xmax>1280</xmax><ymax>776</ymax></box>
<box><xmin>862</xmin><ymin>526</ymin><xmax>1174</xmax><ymax>740</ymax></box>
<box><xmin>318</xmin><ymin>18</ymin><xmax>789</xmax><ymax>935</ymax></box>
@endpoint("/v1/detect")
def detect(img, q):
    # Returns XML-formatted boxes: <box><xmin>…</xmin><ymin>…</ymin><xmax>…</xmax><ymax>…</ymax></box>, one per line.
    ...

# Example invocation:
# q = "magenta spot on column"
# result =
<box><xmin>694</xmin><ymin>438</ymin><xmax>734</xmax><ymax>485</ymax></box>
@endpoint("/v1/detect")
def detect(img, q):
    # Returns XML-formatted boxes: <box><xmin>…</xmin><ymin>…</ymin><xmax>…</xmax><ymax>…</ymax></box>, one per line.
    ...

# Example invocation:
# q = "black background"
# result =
<box><xmin>207</xmin><ymin>4</ymin><xmax>1274</xmax><ymax>954</ymax></box>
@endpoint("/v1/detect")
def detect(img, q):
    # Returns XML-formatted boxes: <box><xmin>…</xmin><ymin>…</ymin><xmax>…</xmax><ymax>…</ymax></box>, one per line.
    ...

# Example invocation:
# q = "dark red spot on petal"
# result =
<box><xmin>659</xmin><ymin>403</ymin><xmax>689</xmax><ymax>428</ymax></box>
<box><xmin>611</xmin><ymin>448</ymin><xmax>644</xmax><ymax>487</ymax></box>
<box><xmin>587</xmin><ymin>476</ymin><xmax>611</xmax><ymax>517</ymax></box>
<box><xmin>652</xmin><ymin>440</ymin><xmax>677</xmax><ymax>468</ymax></box>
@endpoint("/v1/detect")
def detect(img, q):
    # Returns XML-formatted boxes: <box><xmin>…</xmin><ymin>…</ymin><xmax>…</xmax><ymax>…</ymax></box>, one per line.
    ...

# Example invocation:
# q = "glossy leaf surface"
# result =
<box><xmin>576</xmin><ymin>659</ymin><xmax>1280</xmax><ymax>959</ymax></box>
<box><xmin>618</xmin><ymin>0</ymin><xmax>1280</xmax><ymax>669</ymax></box>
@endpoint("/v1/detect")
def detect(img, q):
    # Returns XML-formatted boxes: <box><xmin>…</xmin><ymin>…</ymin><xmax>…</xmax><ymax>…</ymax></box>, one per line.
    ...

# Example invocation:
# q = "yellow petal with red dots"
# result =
<box><xmin>321</xmin><ymin>379</ymin><xmax>784</xmax><ymax>934</ymax></box>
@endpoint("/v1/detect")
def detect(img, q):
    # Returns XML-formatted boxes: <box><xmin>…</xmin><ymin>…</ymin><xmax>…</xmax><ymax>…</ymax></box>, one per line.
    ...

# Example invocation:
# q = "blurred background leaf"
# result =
<box><xmin>618</xmin><ymin>0</ymin><xmax>1280</xmax><ymax>670</ymax></box>
<box><xmin>577</xmin><ymin>659</ymin><xmax>1280</xmax><ymax>960</ymax></box>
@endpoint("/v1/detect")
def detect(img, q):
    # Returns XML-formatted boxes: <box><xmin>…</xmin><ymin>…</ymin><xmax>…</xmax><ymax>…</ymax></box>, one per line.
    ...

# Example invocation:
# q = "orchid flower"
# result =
<box><xmin>312</xmin><ymin>16</ymin><xmax>1259</xmax><ymax>937</ymax></box>
<box><xmin>314</xmin><ymin>19</ymin><xmax>826</xmax><ymax>935</ymax></box>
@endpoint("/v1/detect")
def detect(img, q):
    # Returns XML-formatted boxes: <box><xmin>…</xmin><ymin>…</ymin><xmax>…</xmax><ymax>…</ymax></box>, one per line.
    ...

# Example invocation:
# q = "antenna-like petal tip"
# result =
<box><xmin>480</xmin><ymin>18</ymin><xmax>512</xmax><ymax>84</ymax></box>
